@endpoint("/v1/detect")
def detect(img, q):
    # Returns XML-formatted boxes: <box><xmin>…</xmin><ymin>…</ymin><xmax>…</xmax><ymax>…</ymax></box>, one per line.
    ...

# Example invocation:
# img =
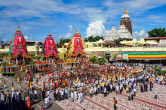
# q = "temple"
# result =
<box><xmin>105</xmin><ymin>7</ymin><xmax>133</xmax><ymax>41</ymax></box>
<box><xmin>105</xmin><ymin>24</ymin><xmax>132</xmax><ymax>41</ymax></box>
<box><xmin>66</xmin><ymin>29</ymin><xmax>85</xmax><ymax>56</ymax></box>
<box><xmin>105</xmin><ymin>25</ymin><xmax>119</xmax><ymax>41</ymax></box>
<box><xmin>8</xmin><ymin>24</ymin><xmax>28</xmax><ymax>56</ymax></box>
<box><xmin>41</xmin><ymin>29</ymin><xmax>58</xmax><ymax>56</ymax></box>
<box><xmin>120</xmin><ymin>8</ymin><xmax>132</xmax><ymax>35</ymax></box>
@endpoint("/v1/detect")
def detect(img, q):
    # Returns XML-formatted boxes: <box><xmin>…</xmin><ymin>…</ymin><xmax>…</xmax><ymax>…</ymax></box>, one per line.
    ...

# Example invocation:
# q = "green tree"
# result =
<box><xmin>112</xmin><ymin>52</ymin><xmax>117</xmax><ymax>60</ymax></box>
<box><xmin>88</xmin><ymin>36</ymin><xmax>94</xmax><ymax>42</ymax></box>
<box><xmin>98</xmin><ymin>57</ymin><xmax>106</xmax><ymax>65</ymax></box>
<box><xmin>94</xmin><ymin>36</ymin><xmax>101</xmax><ymax>41</ymax></box>
<box><xmin>148</xmin><ymin>28</ymin><xmax>166</xmax><ymax>37</ymax></box>
<box><xmin>90</xmin><ymin>56</ymin><xmax>98</xmax><ymax>63</ymax></box>
<box><xmin>85</xmin><ymin>36</ymin><xmax>103</xmax><ymax>42</ymax></box>
<box><xmin>59</xmin><ymin>38</ymin><xmax>71</xmax><ymax>45</ymax></box>
<box><xmin>84</xmin><ymin>38</ymin><xmax>88</xmax><ymax>42</ymax></box>
<box><xmin>114</xmin><ymin>38</ymin><xmax>126</xmax><ymax>44</ymax></box>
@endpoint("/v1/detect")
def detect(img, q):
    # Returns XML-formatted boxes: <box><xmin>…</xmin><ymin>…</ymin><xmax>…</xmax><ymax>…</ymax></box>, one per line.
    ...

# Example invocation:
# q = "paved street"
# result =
<box><xmin>1</xmin><ymin>75</ymin><xmax>166</xmax><ymax>110</ymax></box>
<box><xmin>33</xmin><ymin>75</ymin><xmax>166</xmax><ymax>110</ymax></box>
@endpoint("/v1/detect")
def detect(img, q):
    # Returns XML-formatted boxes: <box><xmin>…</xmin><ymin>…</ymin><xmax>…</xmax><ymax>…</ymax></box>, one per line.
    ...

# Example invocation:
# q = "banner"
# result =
<box><xmin>118</xmin><ymin>54</ymin><xmax>121</xmax><ymax>58</ymax></box>
<box><xmin>123</xmin><ymin>54</ymin><xmax>128</xmax><ymax>59</ymax></box>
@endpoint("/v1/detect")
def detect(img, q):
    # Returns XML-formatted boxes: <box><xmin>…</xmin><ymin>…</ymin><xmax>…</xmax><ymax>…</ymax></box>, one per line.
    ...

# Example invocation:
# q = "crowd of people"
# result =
<box><xmin>31</xmin><ymin>61</ymin><xmax>164</xmax><ymax>109</ymax></box>
<box><xmin>0</xmin><ymin>57</ymin><xmax>165</xmax><ymax>110</ymax></box>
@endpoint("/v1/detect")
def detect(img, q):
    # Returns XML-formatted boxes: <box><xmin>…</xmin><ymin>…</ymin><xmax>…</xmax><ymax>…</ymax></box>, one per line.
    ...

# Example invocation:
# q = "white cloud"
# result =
<box><xmin>69</xmin><ymin>25</ymin><xmax>73</xmax><ymax>31</ymax></box>
<box><xmin>0</xmin><ymin>0</ymin><xmax>82</xmax><ymax>18</ymax></box>
<box><xmin>81</xmin><ymin>7</ymin><xmax>118</xmax><ymax>23</ymax></box>
<box><xmin>104</xmin><ymin>0</ymin><xmax>166</xmax><ymax>13</ymax></box>
<box><xmin>0</xmin><ymin>0</ymin><xmax>166</xmax><ymax>43</ymax></box>
<box><xmin>59</xmin><ymin>33</ymin><xmax>72</xmax><ymax>39</ymax></box>
<box><xmin>85</xmin><ymin>21</ymin><xmax>109</xmax><ymax>38</ymax></box>
<box><xmin>133</xmin><ymin>30</ymin><xmax>148</xmax><ymax>40</ymax></box>
<box><xmin>24</xmin><ymin>35</ymin><xmax>28</xmax><ymax>40</ymax></box>
<box><xmin>133</xmin><ymin>15</ymin><xmax>165</xmax><ymax>23</ymax></box>
<box><xmin>65</xmin><ymin>33</ymin><xmax>72</xmax><ymax>38</ymax></box>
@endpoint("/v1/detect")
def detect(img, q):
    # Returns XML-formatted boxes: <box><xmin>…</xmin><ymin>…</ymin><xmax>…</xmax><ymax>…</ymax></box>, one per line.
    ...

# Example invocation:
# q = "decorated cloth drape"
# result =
<box><xmin>42</xmin><ymin>36</ymin><xmax>58</xmax><ymax>56</ymax></box>
<box><xmin>67</xmin><ymin>31</ymin><xmax>85</xmax><ymax>55</ymax></box>
<box><xmin>8</xmin><ymin>32</ymin><xmax>27</xmax><ymax>56</ymax></box>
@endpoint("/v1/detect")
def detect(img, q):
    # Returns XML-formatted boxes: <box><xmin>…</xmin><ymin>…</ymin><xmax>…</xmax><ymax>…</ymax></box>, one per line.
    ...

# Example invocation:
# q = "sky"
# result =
<box><xmin>0</xmin><ymin>0</ymin><xmax>166</xmax><ymax>43</ymax></box>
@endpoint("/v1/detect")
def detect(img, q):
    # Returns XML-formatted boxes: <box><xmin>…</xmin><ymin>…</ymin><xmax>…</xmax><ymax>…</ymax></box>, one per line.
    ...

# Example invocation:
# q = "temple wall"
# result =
<box><xmin>1</xmin><ymin>47</ymin><xmax>166</xmax><ymax>54</ymax></box>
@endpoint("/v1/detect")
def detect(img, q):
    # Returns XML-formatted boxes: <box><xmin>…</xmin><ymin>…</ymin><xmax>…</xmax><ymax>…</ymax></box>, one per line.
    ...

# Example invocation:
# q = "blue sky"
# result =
<box><xmin>0</xmin><ymin>0</ymin><xmax>166</xmax><ymax>43</ymax></box>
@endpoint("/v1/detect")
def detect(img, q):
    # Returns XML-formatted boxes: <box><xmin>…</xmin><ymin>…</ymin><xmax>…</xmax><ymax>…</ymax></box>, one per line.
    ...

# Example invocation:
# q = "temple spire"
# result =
<box><xmin>16</xmin><ymin>23</ymin><xmax>20</xmax><ymax>32</ymax></box>
<box><xmin>48</xmin><ymin>29</ymin><xmax>51</xmax><ymax>36</ymax></box>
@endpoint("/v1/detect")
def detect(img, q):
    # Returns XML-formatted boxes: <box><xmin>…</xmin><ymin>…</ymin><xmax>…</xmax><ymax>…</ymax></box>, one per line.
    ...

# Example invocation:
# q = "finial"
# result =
<box><xmin>113</xmin><ymin>24</ymin><xmax>114</xmax><ymax>26</ymax></box>
<box><xmin>48</xmin><ymin>29</ymin><xmax>51</xmax><ymax>36</ymax></box>
<box><xmin>16</xmin><ymin>23</ymin><xmax>20</xmax><ymax>32</ymax></box>
<box><xmin>76</xmin><ymin>28</ymin><xmax>77</xmax><ymax>32</ymax></box>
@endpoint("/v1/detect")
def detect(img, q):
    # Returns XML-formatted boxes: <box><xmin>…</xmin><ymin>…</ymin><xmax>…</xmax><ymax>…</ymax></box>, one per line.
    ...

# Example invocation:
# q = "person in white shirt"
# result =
<box><xmin>116</xmin><ymin>85</ymin><xmax>119</xmax><ymax>94</ymax></box>
<box><xmin>16</xmin><ymin>91</ymin><xmax>19</xmax><ymax>97</ymax></box>
<box><xmin>102</xmin><ymin>82</ymin><xmax>104</xmax><ymax>91</ymax></box>
<box><xmin>120</xmin><ymin>84</ymin><xmax>123</xmax><ymax>94</ymax></box>
<box><xmin>154</xmin><ymin>89</ymin><xmax>158</xmax><ymax>99</ymax></box>
<box><xmin>104</xmin><ymin>87</ymin><xmax>107</xmax><ymax>97</ymax></box>
<box><xmin>47</xmin><ymin>95</ymin><xmax>50</xmax><ymax>107</ymax></box>
<box><xmin>34</xmin><ymin>89</ymin><xmax>37</xmax><ymax>100</ymax></box>
<box><xmin>80</xmin><ymin>92</ymin><xmax>83</xmax><ymax>103</ymax></box>
<box><xmin>56</xmin><ymin>89</ymin><xmax>58</xmax><ymax>94</ymax></box>
<box><xmin>61</xmin><ymin>90</ymin><xmax>64</xmax><ymax>100</ymax></box>
<box><xmin>1</xmin><ymin>92</ymin><xmax>4</xmax><ymax>101</ymax></box>
<box><xmin>81</xmin><ymin>82</ymin><xmax>84</xmax><ymax>87</ymax></box>
<box><xmin>71</xmin><ymin>91</ymin><xmax>74</xmax><ymax>102</ymax></box>
<box><xmin>90</xmin><ymin>87</ymin><xmax>92</xmax><ymax>98</ymax></box>
<box><xmin>94</xmin><ymin>86</ymin><xmax>97</xmax><ymax>95</ymax></box>
<box><xmin>110</xmin><ymin>84</ymin><xmax>113</xmax><ymax>92</ymax></box>
<box><xmin>158</xmin><ymin>77</ymin><xmax>160</xmax><ymax>85</ymax></box>
<box><xmin>75</xmin><ymin>83</ymin><xmax>77</xmax><ymax>88</ymax></box>
<box><xmin>133</xmin><ymin>87</ymin><xmax>136</xmax><ymax>97</ymax></box>
<box><xmin>78</xmin><ymin>92</ymin><xmax>81</xmax><ymax>104</ymax></box>
<box><xmin>47</xmin><ymin>90</ymin><xmax>50</xmax><ymax>96</ymax></box>
<box><xmin>12</xmin><ymin>91</ymin><xmax>15</xmax><ymax>98</ymax></box>
<box><xmin>98</xmin><ymin>84</ymin><xmax>100</xmax><ymax>94</ymax></box>
<box><xmin>44</xmin><ymin>97</ymin><xmax>48</xmax><ymax>109</ymax></box>
<box><xmin>160</xmin><ymin>75</ymin><xmax>163</xmax><ymax>85</ymax></box>
<box><xmin>65</xmin><ymin>89</ymin><xmax>68</xmax><ymax>99</ymax></box>
<box><xmin>74</xmin><ymin>90</ymin><xmax>77</xmax><ymax>101</ymax></box>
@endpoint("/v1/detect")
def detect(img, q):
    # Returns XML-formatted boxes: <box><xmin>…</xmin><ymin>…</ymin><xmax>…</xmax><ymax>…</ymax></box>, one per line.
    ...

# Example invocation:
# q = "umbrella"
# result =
<box><xmin>98</xmin><ymin>56</ymin><xmax>101</xmax><ymax>58</ymax></box>
<box><xmin>109</xmin><ymin>58</ymin><xmax>117</xmax><ymax>63</ymax></box>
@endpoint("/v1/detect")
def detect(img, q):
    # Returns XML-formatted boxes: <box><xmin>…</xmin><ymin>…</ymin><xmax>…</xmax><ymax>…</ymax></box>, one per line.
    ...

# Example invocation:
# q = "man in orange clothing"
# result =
<box><xmin>114</xmin><ymin>97</ymin><xmax>117</xmax><ymax>110</ymax></box>
<box><xmin>26</xmin><ymin>96</ymin><xmax>30</xmax><ymax>110</ymax></box>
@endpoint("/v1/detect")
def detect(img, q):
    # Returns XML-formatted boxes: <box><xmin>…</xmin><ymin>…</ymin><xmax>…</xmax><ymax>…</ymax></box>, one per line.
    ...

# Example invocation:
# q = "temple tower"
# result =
<box><xmin>120</xmin><ymin>7</ymin><xmax>132</xmax><ymax>35</ymax></box>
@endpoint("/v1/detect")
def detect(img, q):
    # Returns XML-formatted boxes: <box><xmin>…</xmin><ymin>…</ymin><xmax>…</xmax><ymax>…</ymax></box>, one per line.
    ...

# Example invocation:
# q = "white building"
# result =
<box><xmin>105</xmin><ymin>24</ymin><xmax>133</xmax><ymax>41</ymax></box>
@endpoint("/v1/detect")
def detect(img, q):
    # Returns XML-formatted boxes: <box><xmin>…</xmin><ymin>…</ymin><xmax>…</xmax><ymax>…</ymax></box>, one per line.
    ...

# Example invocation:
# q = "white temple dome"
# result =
<box><xmin>105</xmin><ymin>25</ymin><xmax>133</xmax><ymax>41</ymax></box>
<box><xmin>117</xmin><ymin>25</ymin><xmax>132</xmax><ymax>39</ymax></box>
<box><xmin>105</xmin><ymin>25</ymin><xmax>119</xmax><ymax>41</ymax></box>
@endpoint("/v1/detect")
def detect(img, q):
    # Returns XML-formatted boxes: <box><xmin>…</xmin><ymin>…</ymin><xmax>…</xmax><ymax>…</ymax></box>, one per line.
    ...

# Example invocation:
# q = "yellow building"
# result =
<box><xmin>1</xmin><ymin>37</ymin><xmax>166</xmax><ymax>60</ymax></box>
